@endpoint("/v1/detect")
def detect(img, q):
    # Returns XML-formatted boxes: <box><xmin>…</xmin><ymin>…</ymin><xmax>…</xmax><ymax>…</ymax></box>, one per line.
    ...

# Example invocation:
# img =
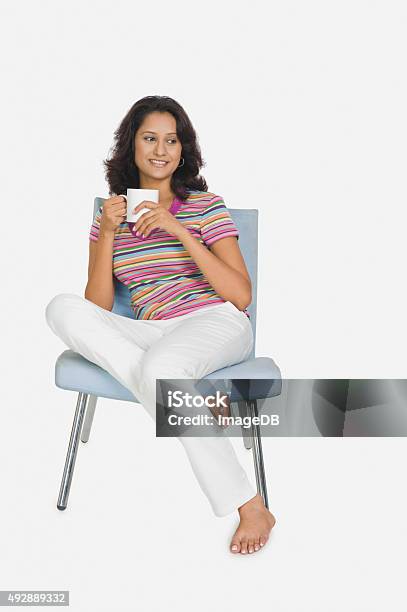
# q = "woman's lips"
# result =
<box><xmin>149</xmin><ymin>160</ymin><xmax>168</xmax><ymax>167</ymax></box>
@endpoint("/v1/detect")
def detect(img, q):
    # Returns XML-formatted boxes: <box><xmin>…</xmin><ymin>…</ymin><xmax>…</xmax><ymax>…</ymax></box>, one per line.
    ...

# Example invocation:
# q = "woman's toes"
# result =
<box><xmin>248</xmin><ymin>539</ymin><xmax>255</xmax><ymax>554</ymax></box>
<box><xmin>259</xmin><ymin>534</ymin><xmax>268</xmax><ymax>548</ymax></box>
<box><xmin>230</xmin><ymin>538</ymin><xmax>241</xmax><ymax>553</ymax></box>
<box><xmin>254</xmin><ymin>538</ymin><xmax>260</xmax><ymax>551</ymax></box>
<box><xmin>240</xmin><ymin>539</ymin><xmax>248</xmax><ymax>554</ymax></box>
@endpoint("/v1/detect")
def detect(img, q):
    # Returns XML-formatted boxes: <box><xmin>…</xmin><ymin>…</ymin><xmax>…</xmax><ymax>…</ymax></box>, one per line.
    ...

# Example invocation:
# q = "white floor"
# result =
<box><xmin>1</xmin><ymin>382</ymin><xmax>405</xmax><ymax>612</ymax></box>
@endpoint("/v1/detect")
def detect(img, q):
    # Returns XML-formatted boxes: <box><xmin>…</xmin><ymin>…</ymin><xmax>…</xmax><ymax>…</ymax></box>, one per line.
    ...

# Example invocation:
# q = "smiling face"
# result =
<box><xmin>134</xmin><ymin>111</ymin><xmax>183</xmax><ymax>187</ymax></box>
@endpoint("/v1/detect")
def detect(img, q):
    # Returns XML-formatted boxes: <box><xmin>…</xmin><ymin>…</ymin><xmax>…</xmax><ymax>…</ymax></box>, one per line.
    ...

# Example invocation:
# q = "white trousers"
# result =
<box><xmin>45</xmin><ymin>293</ymin><xmax>257</xmax><ymax>517</ymax></box>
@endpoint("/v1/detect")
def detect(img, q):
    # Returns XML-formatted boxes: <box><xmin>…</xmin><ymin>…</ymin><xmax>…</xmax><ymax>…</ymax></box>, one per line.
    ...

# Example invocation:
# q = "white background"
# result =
<box><xmin>1</xmin><ymin>1</ymin><xmax>406</xmax><ymax>610</ymax></box>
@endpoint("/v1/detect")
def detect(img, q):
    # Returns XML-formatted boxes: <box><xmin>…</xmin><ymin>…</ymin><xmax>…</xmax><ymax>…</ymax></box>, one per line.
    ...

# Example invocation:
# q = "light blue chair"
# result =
<box><xmin>53</xmin><ymin>196</ymin><xmax>282</xmax><ymax>511</ymax></box>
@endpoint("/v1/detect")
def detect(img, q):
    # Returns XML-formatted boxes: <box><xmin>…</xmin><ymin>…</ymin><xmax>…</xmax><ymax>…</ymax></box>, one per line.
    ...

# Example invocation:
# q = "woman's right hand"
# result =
<box><xmin>99</xmin><ymin>195</ymin><xmax>127</xmax><ymax>235</ymax></box>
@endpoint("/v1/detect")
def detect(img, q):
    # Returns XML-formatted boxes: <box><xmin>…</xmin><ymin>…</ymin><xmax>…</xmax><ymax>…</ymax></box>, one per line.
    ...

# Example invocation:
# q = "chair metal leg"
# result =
<box><xmin>235</xmin><ymin>398</ymin><xmax>269</xmax><ymax>508</ymax></box>
<box><xmin>247</xmin><ymin>399</ymin><xmax>269</xmax><ymax>508</ymax></box>
<box><xmin>81</xmin><ymin>394</ymin><xmax>98</xmax><ymax>443</ymax></box>
<box><xmin>57</xmin><ymin>392</ymin><xmax>88</xmax><ymax>511</ymax></box>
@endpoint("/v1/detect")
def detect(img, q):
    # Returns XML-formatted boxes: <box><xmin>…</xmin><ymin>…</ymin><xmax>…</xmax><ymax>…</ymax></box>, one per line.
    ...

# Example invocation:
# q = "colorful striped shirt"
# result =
<box><xmin>89</xmin><ymin>190</ymin><xmax>250</xmax><ymax>321</ymax></box>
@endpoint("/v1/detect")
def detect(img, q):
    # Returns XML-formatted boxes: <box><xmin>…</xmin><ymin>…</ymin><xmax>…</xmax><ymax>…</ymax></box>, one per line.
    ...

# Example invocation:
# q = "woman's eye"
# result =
<box><xmin>144</xmin><ymin>136</ymin><xmax>177</xmax><ymax>144</ymax></box>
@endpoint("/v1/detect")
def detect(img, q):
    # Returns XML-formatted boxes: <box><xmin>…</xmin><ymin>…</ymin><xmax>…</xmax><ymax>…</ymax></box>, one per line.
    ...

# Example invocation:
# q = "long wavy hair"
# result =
<box><xmin>103</xmin><ymin>96</ymin><xmax>208</xmax><ymax>200</ymax></box>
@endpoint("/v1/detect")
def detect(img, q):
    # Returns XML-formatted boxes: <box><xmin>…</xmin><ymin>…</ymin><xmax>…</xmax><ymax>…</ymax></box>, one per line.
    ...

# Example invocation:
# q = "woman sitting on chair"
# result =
<box><xmin>45</xmin><ymin>95</ymin><xmax>276</xmax><ymax>555</ymax></box>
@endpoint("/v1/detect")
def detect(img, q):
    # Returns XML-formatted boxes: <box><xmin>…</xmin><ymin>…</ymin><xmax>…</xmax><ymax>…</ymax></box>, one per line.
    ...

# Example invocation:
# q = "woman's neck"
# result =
<box><xmin>139</xmin><ymin>175</ymin><xmax>174</xmax><ymax>199</ymax></box>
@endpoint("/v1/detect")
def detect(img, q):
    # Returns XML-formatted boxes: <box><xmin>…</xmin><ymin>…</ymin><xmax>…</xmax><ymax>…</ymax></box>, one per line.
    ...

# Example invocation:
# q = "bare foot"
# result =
<box><xmin>230</xmin><ymin>493</ymin><xmax>276</xmax><ymax>554</ymax></box>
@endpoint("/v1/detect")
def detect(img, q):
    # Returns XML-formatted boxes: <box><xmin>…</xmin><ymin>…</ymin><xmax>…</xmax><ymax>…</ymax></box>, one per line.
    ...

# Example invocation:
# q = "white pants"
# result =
<box><xmin>45</xmin><ymin>293</ymin><xmax>257</xmax><ymax>517</ymax></box>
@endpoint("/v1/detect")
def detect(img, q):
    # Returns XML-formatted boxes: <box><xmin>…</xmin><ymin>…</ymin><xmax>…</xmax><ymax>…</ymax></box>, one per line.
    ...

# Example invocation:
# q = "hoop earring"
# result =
<box><xmin>177</xmin><ymin>157</ymin><xmax>185</xmax><ymax>168</ymax></box>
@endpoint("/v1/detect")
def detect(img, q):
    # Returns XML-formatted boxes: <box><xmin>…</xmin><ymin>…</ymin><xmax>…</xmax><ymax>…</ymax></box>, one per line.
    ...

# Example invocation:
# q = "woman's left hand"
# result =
<box><xmin>132</xmin><ymin>200</ymin><xmax>184</xmax><ymax>239</ymax></box>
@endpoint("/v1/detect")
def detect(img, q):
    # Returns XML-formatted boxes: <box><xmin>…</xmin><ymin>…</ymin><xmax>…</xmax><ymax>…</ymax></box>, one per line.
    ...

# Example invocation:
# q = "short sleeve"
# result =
<box><xmin>200</xmin><ymin>196</ymin><xmax>239</xmax><ymax>246</ymax></box>
<box><xmin>89</xmin><ymin>204</ymin><xmax>103</xmax><ymax>242</ymax></box>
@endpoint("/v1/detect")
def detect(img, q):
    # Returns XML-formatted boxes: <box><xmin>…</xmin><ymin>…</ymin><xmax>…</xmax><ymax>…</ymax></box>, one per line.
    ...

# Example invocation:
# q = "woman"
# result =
<box><xmin>45</xmin><ymin>95</ymin><xmax>276</xmax><ymax>554</ymax></box>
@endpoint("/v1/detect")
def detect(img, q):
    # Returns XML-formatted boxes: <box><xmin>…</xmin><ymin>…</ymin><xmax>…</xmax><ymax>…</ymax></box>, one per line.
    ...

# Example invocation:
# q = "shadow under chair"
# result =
<box><xmin>51</xmin><ymin>196</ymin><xmax>282</xmax><ymax>511</ymax></box>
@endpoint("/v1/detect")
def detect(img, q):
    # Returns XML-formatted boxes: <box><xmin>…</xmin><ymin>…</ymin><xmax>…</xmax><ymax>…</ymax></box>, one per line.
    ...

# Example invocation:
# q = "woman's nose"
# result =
<box><xmin>154</xmin><ymin>141</ymin><xmax>167</xmax><ymax>155</ymax></box>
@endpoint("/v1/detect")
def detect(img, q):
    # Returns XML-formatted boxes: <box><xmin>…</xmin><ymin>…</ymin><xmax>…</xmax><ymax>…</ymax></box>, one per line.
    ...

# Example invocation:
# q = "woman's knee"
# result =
<box><xmin>45</xmin><ymin>293</ymin><xmax>84</xmax><ymax>331</ymax></box>
<box><xmin>140</xmin><ymin>354</ymin><xmax>191</xmax><ymax>386</ymax></box>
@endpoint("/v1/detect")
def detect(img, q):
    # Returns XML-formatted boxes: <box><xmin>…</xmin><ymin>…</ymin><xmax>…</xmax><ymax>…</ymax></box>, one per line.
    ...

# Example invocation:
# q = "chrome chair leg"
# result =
<box><xmin>247</xmin><ymin>399</ymin><xmax>269</xmax><ymax>509</ymax></box>
<box><xmin>81</xmin><ymin>395</ymin><xmax>98</xmax><ymax>443</ymax></box>
<box><xmin>57</xmin><ymin>392</ymin><xmax>88</xmax><ymax>511</ymax></box>
<box><xmin>235</xmin><ymin>398</ymin><xmax>269</xmax><ymax>508</ymax></box>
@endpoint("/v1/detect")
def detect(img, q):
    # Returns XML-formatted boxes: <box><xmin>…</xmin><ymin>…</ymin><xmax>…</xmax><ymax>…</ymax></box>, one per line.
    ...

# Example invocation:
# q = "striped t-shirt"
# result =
<box><xmin>89</xmin><ymin>190</ymin><xmax>250</xmax><ymax>321</ymax></box>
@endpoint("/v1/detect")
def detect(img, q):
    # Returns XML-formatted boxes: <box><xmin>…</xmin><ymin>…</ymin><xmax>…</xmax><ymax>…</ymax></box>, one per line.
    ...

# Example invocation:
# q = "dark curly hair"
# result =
<box><xmin>103</xmin><ymin>95</ymin><xmax>208</xmax><ymax>200</ymax></box>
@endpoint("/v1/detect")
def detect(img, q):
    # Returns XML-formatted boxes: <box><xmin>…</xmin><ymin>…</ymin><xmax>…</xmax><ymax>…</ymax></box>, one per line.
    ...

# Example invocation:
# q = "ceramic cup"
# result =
<box><xmin>119</xmin><ymin>188</ymin><xmax>159</xmax><ymax>223</ymax></box>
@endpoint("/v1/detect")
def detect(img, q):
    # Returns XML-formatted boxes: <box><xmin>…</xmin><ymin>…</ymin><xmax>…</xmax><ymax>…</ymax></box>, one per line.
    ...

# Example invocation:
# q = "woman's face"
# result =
<box><xmin>134</xmin><ymin>111</ymin><xmax>182</xmax><ymax>182</ymax></box>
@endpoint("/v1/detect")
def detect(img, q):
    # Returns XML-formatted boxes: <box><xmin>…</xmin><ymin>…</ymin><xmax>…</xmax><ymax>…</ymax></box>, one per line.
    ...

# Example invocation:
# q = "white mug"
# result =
<box><xmin>120</xmin><ymin>188</ymin><xmax>159</xmax><ymax>223</ymax></box>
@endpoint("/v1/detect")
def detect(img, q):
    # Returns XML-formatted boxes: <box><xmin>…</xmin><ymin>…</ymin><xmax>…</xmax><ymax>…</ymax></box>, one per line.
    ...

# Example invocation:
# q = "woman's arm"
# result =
<box><xmin>175</xmin><ymin>227</ymin><xmax>252</xmax><ymax>310</ymax></box>
<box><xmin>84</xmin><ymin>231</ymin><xmax>115</xmax><ymax>311</ymax></box>
<box><xmin>85</xmin><ymin>196</ymin><xmax>126</xmax><ymax>310</ymax></box>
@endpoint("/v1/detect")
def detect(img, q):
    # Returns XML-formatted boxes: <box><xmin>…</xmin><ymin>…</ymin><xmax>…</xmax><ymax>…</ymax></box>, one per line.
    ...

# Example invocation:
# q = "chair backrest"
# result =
<box><xmin>93</xmin><ymin>197</ymin><xmax>258</xmax><ymax>358</ymax></box>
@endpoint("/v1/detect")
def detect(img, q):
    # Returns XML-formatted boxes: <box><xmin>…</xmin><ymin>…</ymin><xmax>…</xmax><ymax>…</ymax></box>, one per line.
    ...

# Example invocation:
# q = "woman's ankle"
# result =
<box><xmin>238</xmin><ymin>493</ymin><xmax>264</xmax><ymax>514</ymax></box>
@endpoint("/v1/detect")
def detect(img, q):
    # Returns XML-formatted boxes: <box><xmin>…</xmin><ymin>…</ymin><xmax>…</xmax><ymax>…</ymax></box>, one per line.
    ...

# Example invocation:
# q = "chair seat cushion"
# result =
<box><xmin>54</xmin><ymin>350</ymin><xmax>281</xmax><ymax>403</ymax></box>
